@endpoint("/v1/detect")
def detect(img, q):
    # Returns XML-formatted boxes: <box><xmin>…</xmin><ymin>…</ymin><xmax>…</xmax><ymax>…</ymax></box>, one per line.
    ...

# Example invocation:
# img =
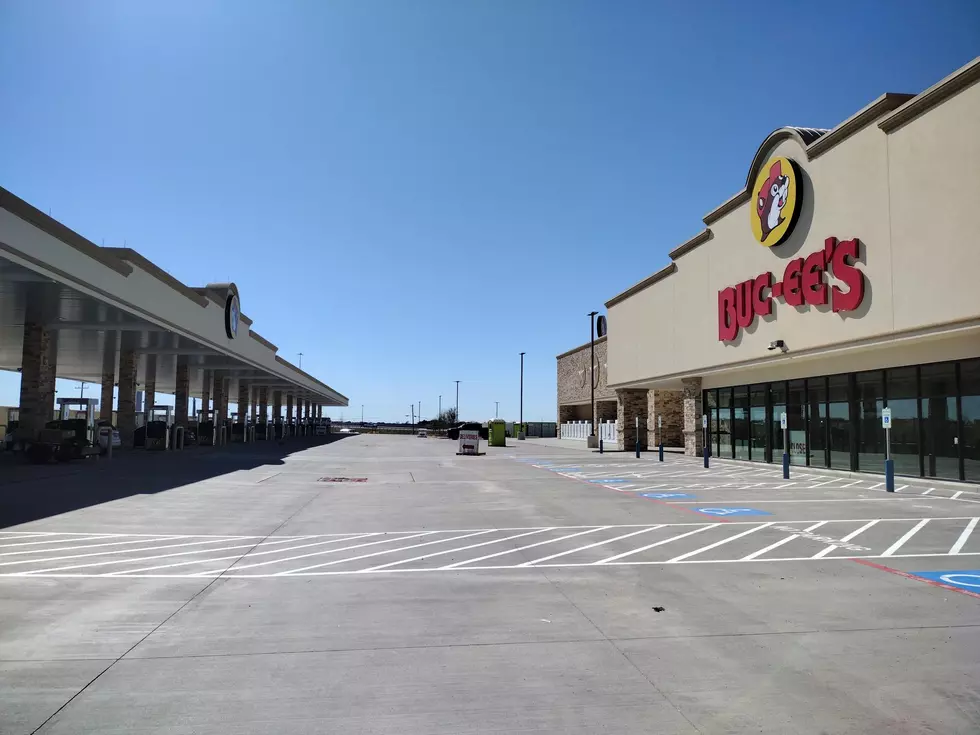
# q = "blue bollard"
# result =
<box><xmin>703</xmin><ymin>445</ymin><xmax>709</xmax><ymax>468</ymax></box>
<box><xmin>599</xmin><ymin>438</ymin><xmax>603</xmax><ymax>454</ymax></box>
<box><xmin>782</xmin><ymin>452</ymin><xmax>790</xmax><ymax>479</ymax></box>
<box><xmin>885</xmin><ymin>458</ymin><xmax>895</xmax><ymax>492</ymax></box>
<box><xmin>658</xmin><ymin>443</ymin><xmax>664</xmax><ymax>462</ymax></box>
<box><xmin>635</xmin><ymin>438</ymin><xmax>641</xmax><ymax>459</ymax></box>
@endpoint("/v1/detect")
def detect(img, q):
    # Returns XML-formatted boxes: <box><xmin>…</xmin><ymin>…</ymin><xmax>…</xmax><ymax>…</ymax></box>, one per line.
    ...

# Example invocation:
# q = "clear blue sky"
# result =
<box><xmin>1</xmin><ymin>1</ymin><xmax>977</xmax><ymax>422</ymax></box>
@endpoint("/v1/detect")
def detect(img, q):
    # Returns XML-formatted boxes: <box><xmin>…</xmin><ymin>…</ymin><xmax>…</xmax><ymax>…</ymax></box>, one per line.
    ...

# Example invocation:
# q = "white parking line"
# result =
<box><xmin>22</xmin><ymin>536</ymin><xmax>309</xmax><ymax>575</ymax></box>
<box><xmin>283</xmin><ymin>530</ymin><xmax>496</xmax><ymax>574</ymax></box>
<box><xmin>200</xmin><ymin>532</ymin><xmax>434</xmax><ymax>574</ymax></box>
<box><xmin>811</xmin><ymin>519</ymin><xmax>881</xmax><ymax>558</ymax></box>
<box><xmin>952</xmin><ymin>491</ymin><xmax>964</xmax><ymax>500</ymax></box>
<box><xmin>0</xmin><ymin>535</ymin><xmax>254</xmax><ymax>567</ymax></box>
<box><xmin>440</xmin><ymin>527</ymin><xmax>611</xmax><ymax>569</ymax></box>
<box><xmin>517</xmin><ymin>526</ymin><xmax>664</xmax><ymax>566</ymax></box>
<box><xmin>881</xmin><ymin>519</ymin><xmax>930</xmax><ymax>556</ymax></box>
<box><xmin>365</xmin><ymin>528</ymin><xmax>551</xmax><ymax>571</ymax></box>
<box><xmin>0</xmin><ymin>534</ymin><xmax>121</xmax><ymax>550</ymax></box>
<box><xmin>922</xmin><ymin>489</ymin><xmax>935</xmax><ymax>495</ymax></box>
<box><xmin>950</xmin><ymin>518</ymin><xmax>978</xmax><ymax>555</ymax></box>
<box><xmin>741</xmin><ymin>521</ymin><xmax>826</xmax><ymax>561</ymax></box>
<box><xmin>595</xmin><ymin>525</ymin><xmax>719</xmax><ymax>564</ymax></box>
<box><xmin>667</xmin><ymin>523</ymin><xmax>773</xmax><ymax>563</ymax></box>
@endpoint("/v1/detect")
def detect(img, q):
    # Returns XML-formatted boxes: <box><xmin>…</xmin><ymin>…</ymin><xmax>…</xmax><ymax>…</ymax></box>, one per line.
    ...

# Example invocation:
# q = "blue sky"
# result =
<box><xmin>1</xmin><ymin>1</ymin><xmax>977</xmax><ymax>422</ymax></box>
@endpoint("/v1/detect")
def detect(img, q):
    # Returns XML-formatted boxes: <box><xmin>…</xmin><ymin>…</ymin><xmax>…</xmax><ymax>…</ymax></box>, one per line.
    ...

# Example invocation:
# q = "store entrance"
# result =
<box><xmin>921</xmin><ymin>364</ymin><xmax>959</xmax><ymax>480</ymax></box>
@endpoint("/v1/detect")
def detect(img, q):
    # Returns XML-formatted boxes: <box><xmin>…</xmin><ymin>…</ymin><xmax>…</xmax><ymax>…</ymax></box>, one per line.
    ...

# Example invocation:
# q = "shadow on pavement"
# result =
<box><xmin>0</xmin><ymin>434</ymin><xmax>352</xmax><ymax>529</ymax></box>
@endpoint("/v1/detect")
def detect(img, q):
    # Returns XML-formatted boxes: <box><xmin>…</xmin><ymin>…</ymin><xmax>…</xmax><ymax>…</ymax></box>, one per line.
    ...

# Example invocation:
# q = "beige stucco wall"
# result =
<box><xmin>607</xmin><ymin>73</ymin><xmax>980</xmax><ymax>390</ymax></box>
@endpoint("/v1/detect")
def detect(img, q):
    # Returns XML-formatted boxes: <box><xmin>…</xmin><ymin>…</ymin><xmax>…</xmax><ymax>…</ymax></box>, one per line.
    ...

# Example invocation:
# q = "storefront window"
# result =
<box><xmin>718</xmin><ymin>388</ymin><xmax>733</xmax><ymax>459</ymax></box>
<box><xmin>856</xmin><ymin>371</ymin><xmax>885</xmax><ymax>472</ymax></box>
<box><xmin>770</xmin><ymin>381</ymin><xmax>786</xmax><ymax>460</ymax></box>
<box><xmin>750</xmin><ymin>384</ymin><xmax>767</xmax><ymax>463</ymax></box>
<box><xmin>921</xmin><ymin>363</ymin><xmax>959</xmax><ymax>480</ymax></box>
<box><xmin>828</xmin><ymin>374</ymin><xmax>852</xmax><ymax>469</ymax></box>
<box><xmin>733</xmin><ymin>386</ymin><xmax>749</xmax><ymax>460</ymax></box>
<box><xmin>705</xmin><ymin>389</ymin><xmax>718</xmax><ymax>458</ymax></box>
<box><xmin>886</xmin><ymin>367</ymin><xmax>920</xmax><ymax>477</ymax></box>
<box><xmin>807</xmin><ymin>377</ymin><xmax>828</xmax><ymax>468</ymax></box>
<box><xmin>962</xmin><ymin>359</ymin><xmax>980</xmax><ymax>483</ymax></box>
<box><xmin>787</xmin><ymin>380</ymin><xmax>806</xmax><ymax>465</ymax></box>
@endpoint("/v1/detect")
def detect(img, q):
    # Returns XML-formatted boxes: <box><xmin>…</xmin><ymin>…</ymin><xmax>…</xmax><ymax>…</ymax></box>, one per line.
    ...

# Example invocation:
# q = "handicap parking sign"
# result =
<box><xmin>694</xmin><ymin>507</ymin><xmax>772</xmax><ymax>517</ymax></box>
<box><xmin>911</xmin><ymin>570</ymin><xmax>980</xmax><ymax>594</ymax></box>
<box><xmin>641</xmin><ymin>492</ymin><xmax>694</xmax><ymax>499</ymax></box>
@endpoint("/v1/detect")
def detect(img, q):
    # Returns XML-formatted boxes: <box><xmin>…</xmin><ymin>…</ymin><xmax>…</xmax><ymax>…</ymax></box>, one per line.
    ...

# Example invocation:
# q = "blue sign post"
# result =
<box><xmin>780</xmin><ymin>412</ymin><xmax>789</xmax><ymax>480</ymax></box>
<box><xmin>702</xmin><ymin>414</ymin><xmax>709</xmax><ymax>468</ymax></box>
<box><xmin>882</xmin><ymin>408</ymin><xmax>894</xmax><ymax>492</ymax></box>
<box><xmin>658</xmin><ymin>415</ymin><xmax>664</xmax><ymax>462</ymax></box>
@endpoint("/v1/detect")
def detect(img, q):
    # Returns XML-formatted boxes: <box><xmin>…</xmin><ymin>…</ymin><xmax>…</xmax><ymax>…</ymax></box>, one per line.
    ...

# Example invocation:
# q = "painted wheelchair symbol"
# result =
<box><xmin>694</xmin><ymin>507</ymin><xmax>772</xmax><ymax>517</ymax></box>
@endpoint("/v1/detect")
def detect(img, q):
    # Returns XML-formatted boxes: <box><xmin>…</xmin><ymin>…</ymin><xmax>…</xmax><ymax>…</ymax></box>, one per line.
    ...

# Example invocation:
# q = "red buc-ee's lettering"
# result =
<box><xmin>717</xmin><ymin>237</ymin><xmax>866</xmax><ymax>341</ymax></box>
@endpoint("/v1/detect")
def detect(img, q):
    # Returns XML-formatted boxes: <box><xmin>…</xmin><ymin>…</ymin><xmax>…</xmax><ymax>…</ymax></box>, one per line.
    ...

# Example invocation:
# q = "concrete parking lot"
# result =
<box><xmin>2</xmin><ymin>434</ymin><xmax>979</xmax><ymax>733</ymax></box>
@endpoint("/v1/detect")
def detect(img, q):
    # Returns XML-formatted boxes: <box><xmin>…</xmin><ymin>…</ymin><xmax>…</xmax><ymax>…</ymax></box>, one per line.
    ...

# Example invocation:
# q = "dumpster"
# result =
<box><xmin>488</xmin><ymin>419</ymin><xmax>507</xmax><ymax>447</ymax></box>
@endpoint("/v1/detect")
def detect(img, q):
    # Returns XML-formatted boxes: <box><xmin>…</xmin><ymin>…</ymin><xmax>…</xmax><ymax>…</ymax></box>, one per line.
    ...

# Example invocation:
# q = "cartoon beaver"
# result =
<box><xmin>756</xmin><ymin>160</ymin><xmax>790</xmax><ymax>242</ymax></box>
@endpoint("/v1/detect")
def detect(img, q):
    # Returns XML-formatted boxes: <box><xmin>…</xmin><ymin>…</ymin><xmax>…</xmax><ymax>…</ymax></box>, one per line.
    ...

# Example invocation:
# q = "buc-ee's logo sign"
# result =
<box><xmin>719</xmin><ymin>237</ymin><xmax>866</xmax><ymax>342</ymax></box>
<box><xmin>718</xmin><ymin>156</ymin><xmax>867</xmax><ymax>342</ymax></box>
<box><xmin>751</xmin><ymin>157</ymin><xmax>801</xmax><ymax>246</ymax></box>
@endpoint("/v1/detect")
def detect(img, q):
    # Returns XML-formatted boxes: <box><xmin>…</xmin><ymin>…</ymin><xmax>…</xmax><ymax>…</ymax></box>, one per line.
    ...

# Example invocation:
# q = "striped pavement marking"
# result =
<box><xmin>0</xmin><ymin>516</ymin><xmax>976</xmax><ymax>578</ymax></box>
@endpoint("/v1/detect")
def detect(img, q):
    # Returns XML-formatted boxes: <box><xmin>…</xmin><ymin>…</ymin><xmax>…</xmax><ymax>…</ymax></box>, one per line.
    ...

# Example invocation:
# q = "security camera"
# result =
<box><xmin>768</xmin><ymin>340</ymin><xmax>787</xmax><ymax>353</ymax></box>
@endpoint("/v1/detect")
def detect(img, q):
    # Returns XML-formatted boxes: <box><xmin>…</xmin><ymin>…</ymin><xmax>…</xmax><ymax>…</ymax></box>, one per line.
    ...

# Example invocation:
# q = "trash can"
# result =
<box><xmin>488</xmin><ymin>419</ymin><xmax>507</xmax><ymax>447</ymax></box>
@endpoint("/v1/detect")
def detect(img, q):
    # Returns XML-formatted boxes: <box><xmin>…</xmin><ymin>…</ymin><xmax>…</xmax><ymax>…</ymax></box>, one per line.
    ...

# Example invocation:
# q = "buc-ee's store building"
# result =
<box><xmin>563</xmin><ymin>57</ymin><xmax>980</xmax><ymax>484</ymax></box>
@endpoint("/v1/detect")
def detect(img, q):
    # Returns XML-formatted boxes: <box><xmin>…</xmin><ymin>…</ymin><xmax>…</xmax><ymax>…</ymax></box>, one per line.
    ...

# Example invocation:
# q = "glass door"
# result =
<box><xmin>921</xmin><ymin>363</ymin><xmax>960</xmax><ymax>480</ymax></box>
<box><xmin>807</xmin><ymin>377</ymin><xmax>828</xmax><ymax>468</ymax></box>
<box><xmin>787</xmin><ymin>380</ymin><xmax>807</xmax><ymax>466</ymax></box>
<box><xmin>828</xmin><ymin>374</ymin><xmax>852</xmax><ymax>469</ymax></box>
<box><xmin>770</xmin><ymin>381</ymin><xmax>786</xmax><ymax>463</ymax></box>
<box><xmin>750</xmin><ymin>384</ymin><xmax>767</xmax><ymax>463</ymax></box>
<box><xmin>718</xmin><ymin>388</ymin><xmax>733</xmax><ymax>459</ymax></box>
<box><xmin>962</xmin><ymin>360</ymin><xmax>979</xmax><ymax>483</ymax></box>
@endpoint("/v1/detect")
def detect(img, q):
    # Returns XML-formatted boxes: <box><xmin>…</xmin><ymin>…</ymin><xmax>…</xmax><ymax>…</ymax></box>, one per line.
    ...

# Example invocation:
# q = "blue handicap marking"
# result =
<box><xmin>589</xmin><ymin>478</ymin><xmax>628</xmax><ymax>484</ymax></box>
<box><xmin>641</xmin><ymin>492</ymin><xmax>694</xmax><ymax>499</ymax></box>
<box><xmin>549</xmin><ymin>467</ymin><xmax>581</xmax><ymax>472</ymax></box>
<box><xmin>910</xmin><ymin>570</ymin><xmax>980</xmax><ymax>594</ymax></box>
<box><xmin>693</xmin><ymin>507</ymin><xmax>772</xmax><ymax>517</ymax></box>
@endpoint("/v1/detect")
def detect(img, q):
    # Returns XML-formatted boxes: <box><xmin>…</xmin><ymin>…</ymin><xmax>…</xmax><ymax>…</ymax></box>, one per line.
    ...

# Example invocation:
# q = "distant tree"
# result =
<box><xmin>437</xmin><ymin>408</ymin><xmax>458</xmax><ymax>427</ymax></box>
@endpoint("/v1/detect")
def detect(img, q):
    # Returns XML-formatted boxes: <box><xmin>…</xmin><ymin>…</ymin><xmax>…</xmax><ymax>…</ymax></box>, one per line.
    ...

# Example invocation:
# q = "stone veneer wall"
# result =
<box><xmin>648</xmin><ymin>390</ymin><xmax>684</xmax><ymax>447</ymax></box>
<box><xmin>682</xmin><ymin>376</ymin><xmax>703</xmax><ymax>456</ymax></box>
<box><xmin>556</xmin><ymin>336</ymin><xmax>614</xmax><ymax>423</ymax></box>
<box><xmin>616</xmin><ymin>388</ymin><xmax>648</xmax><ymax>450</ymax></box>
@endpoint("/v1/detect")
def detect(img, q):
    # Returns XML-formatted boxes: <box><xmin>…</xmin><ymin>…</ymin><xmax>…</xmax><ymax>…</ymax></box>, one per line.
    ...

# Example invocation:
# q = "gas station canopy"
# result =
<box><xmin>0</xmin><ymin>186</ymin><xmax>347</xmax><ymax>407</ymax></box>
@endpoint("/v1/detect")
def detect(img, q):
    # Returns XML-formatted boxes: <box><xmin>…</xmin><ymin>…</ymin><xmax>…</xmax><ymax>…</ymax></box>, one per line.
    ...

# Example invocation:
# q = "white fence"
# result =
<box><xmin>560</xmin><ymin>420</ymin><xmax>617</xmax><ymax>444</ymax></box>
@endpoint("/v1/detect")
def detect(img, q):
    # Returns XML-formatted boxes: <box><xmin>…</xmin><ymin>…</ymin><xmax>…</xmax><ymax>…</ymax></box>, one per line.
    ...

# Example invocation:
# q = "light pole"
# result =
<box><xmin>455</xmin><ymin>380</ymin><xmax>460</xmax><ymax>423</ymax></box>
<box><xmin>495</xmin><ymin>401</ymin><xmax>499</xmax><ymax>418</ymax></box>
<box><xmin>411</xmin><ymin>405</ymin><xmax>415</xmax><ymax>430</ymax></box>
<box><xmin>419</xmin><ymin>401</ymin><xmax>421</xmax><ymax>423</ymax></box>
<box><xmin>439</xmin><ymin>395</ymin><xmax>442</xmax><ymax>422</ymax></box>
<box><xmin>588</xmin><ymin>312</ymin><xmax>598</xmax><ymax>440</ymax></box>
<box><xmin>361</xmin><ymin>405</ymin><xmax>364</xmax><ymax>424</ymax></box>
<box><xmin>519</xmin><ymin>352</ymin><xmax>525</xmax><ymax>439</ymax></box>
<box><xmin>297</xmin><ymin>352</ymin><xmax>303</xmax><ymax>370</ymax></box>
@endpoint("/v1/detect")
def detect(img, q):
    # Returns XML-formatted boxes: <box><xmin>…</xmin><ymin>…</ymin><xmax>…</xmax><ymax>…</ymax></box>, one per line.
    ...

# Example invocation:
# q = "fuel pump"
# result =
<box><xmin>145</xmin><ymin>405</ymin><xmax>173</xmax><ymax>450</ymax></box>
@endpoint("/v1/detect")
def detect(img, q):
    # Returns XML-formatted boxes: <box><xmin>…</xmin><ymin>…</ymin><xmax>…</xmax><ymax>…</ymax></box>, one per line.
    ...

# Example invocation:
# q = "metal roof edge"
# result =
<box><xmin>878</xmin><ymin>56</ymin><xmax>980</xmax><ymax>134</ymax></box>
<box><xmin>604</xmin><ymin>262</ymin><xmax>677</xmax><ymax>309</ymax></box>
<box><xmin>100</xmin><ymin>247</ymin><xmax>210</xmax><ymax>307</ymax></box>
<box><xmin>0</xmin><ymin>187</ymin><xmax>133</xmax><ymax>277</ymax></box>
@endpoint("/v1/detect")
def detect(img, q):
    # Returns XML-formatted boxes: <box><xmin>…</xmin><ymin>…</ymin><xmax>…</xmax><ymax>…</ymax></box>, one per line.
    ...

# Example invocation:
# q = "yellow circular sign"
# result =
<box><xmin>750</xmin><ymin>156</ymin><xmax>801</xmax><ymax>246</ymax></box>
